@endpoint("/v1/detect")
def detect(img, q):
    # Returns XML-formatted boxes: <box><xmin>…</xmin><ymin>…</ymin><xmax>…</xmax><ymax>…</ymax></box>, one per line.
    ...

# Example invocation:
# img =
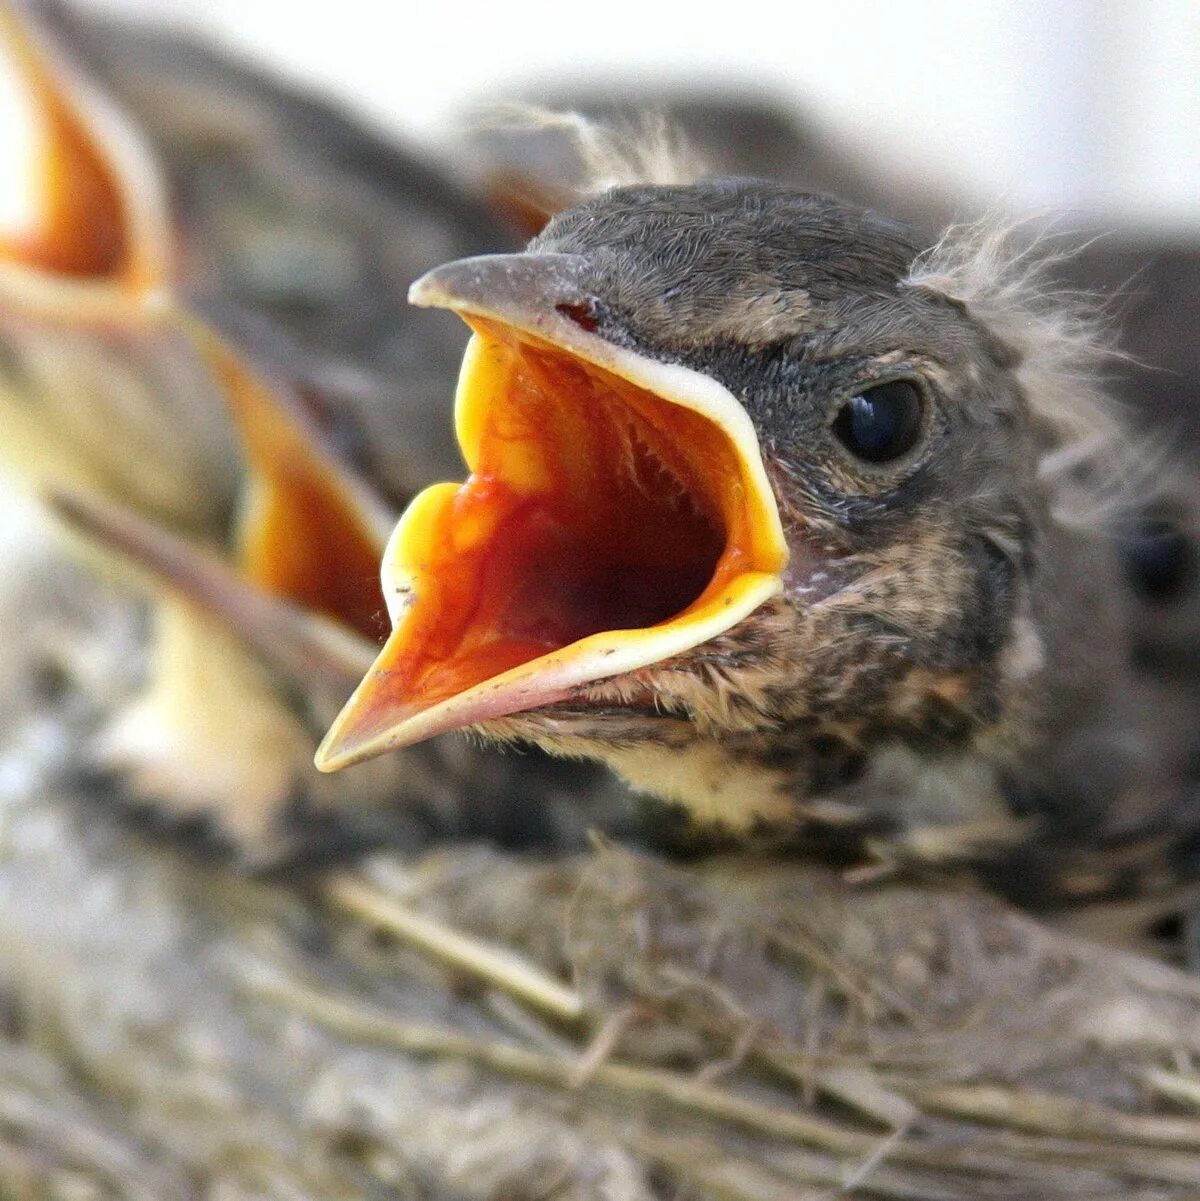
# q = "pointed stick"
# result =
<box><xmin>323</xmin><ymin>873</ymin><xmax>586</xmax><ymax>1024</ymax></box>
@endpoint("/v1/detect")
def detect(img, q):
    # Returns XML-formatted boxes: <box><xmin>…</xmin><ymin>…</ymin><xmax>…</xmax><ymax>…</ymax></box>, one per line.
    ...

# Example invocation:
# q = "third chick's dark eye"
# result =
<box><xmin>832</xmin><ymin>379</ymin><xmax>924</xmax><ymax>464</ymax></box>
<box><xmin>1122</xmin><ymin>512</ymin><xmax>1194</xmax><ymax>604</ymax></box>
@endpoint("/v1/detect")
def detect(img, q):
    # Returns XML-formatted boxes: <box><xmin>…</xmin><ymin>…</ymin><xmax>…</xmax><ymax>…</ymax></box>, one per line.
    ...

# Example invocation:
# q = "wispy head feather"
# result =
<box><xmin>467</xmin><ymin>104</ymin><xmax>708</xmax><ymax>194</ymax></box>
<box><xmin>905</xmin><ymin>217</ymin><xmax>1152</xmax><ymax>530</ymax></box>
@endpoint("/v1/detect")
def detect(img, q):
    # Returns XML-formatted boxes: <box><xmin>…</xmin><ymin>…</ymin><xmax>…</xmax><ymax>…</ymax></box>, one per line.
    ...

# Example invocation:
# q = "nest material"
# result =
<box><xmin>9</xmin><ymin>521</ymin><xmax>1200</xmax><ymax>1192</ymax></box>
<box><xmin>0</xmin><ymin>12</ymin><xmax>1198</xmax><ymax>1197</ymax></box>
<box><xmin>0</xmin><ymin>533</ymin><xmax>1198</xmax><ymax>1200</ymax></box>
<box><xmin>6</xmin><ymin>798</ymin><xmax>1200</xmax><ymax>1201</ymax></box>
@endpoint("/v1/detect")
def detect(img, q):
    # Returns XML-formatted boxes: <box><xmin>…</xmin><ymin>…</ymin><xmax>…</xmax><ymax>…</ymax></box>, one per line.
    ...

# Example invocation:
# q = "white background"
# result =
<box><xmin>64</xmin><ymin>0</ymin><xmax>1200</xmax><ymax>233</ymax></box>
<box><xmin>0</xmin><ymin>3</ymin><xmax>1195</xmax><ymax>557</ymax></box>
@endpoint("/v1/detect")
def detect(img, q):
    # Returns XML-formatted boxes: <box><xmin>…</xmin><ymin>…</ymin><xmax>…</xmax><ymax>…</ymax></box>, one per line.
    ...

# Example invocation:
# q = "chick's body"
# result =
<box><xmin>444</xmin><ymin>182</ymin><xmax>1200</xmax><ymax>905</ymax></box>
<box><xmin>6</xmin><ymin>0</ymin><xmax>1195</xmax><ymax>915</ymax></box>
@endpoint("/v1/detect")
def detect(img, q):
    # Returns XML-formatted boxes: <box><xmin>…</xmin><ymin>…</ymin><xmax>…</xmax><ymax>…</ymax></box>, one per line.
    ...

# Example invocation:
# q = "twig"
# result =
<box><xmin>761</xmin><ymin>1056</ymin><xmax>919</xmax><ymax>1130</ymax></box>
<box><xmin>255</xmin><ymin>971</ymin><xmax>879</xmax><ymax>1156</ymax></box>
<box><xmin>907</xmin><ymin>1083</ymin><xmax>1200</xmax><ymax>1149</ymax></box>
<box><xmin>634</xmin><ymin>1130</ymin><xmax>960</xmax><ymax>1201</ymax></box>
<box><xmin>1144</xmin><ymin>1068</ymin><xmax>1200</xmax><ymax>1110</ymax></box>
<box><xmin>840</xmin><ymin>1125</ymin><xmax>911</xmax><ymax>1192</ymax></box>
<box><xmin>568</xmin><ymin>1003</ymin><xmax>638</xmax><ymax>1088</ymax></box>
<box><xmin>323</xmin><ymin>873</ymin><xmax>585</xmax><ymax>1023</ymax></box>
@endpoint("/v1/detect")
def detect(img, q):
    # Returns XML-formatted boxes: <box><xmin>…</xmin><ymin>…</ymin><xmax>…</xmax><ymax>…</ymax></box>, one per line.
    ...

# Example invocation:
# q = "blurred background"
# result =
<box><xmin>0</xmin><ymin>0</ymin><xmax>1194</xmax><ymax>538</ymax></box>
<box><xmin>5</xmin><ymin>0</ymin><xmax>1198</xmax><ymax>232</ymax></box>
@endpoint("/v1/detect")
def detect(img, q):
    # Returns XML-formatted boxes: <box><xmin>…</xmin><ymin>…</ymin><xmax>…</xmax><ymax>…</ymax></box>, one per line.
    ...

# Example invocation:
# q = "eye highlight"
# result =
<box><xmin>832</xmin><ymin>380</ymin><xmax>924</xmax><ymax>465</ymax></box>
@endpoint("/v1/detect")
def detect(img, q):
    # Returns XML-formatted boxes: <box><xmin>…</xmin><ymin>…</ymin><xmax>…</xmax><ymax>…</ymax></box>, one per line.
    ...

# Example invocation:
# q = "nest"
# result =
<box><xmin>1</xmin><ymin>708</ymin><xmax>1200</xmax><ymax>1201</ymax></box>
<box><xmin>0</xmin><ymin>10</ymin><xmax>1198</xmax><ymax>1198</ymax></box>
<box><xmin>0</xmin><ymin>530</ymin><xmax>1195</xmax><ymax>1201</ymax></box>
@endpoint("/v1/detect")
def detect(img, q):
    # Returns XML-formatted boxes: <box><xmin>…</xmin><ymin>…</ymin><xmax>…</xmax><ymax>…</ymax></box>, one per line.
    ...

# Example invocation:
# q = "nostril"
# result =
<box><xmin>555</xmin><ymin>300</ymin><xmax>600</xmax><ymax>333</ymax></box>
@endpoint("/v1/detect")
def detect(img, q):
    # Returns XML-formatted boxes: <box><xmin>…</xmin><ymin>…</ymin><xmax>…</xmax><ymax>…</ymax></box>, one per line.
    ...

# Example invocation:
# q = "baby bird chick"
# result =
<box><xmin>0</xmin><ymin>1</ymin><xmax>613</xmax><ymax>857</ymax></box>
<box><xmin>319</xmin><ymin>181</ymin><xmax>1200</xmax><ymax>911</ymax></box>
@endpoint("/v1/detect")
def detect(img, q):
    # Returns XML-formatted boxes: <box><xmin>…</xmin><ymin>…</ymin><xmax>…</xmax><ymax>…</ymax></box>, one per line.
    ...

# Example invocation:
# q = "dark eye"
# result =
<box><xmin>1121</xmin><ymin>513</ymin><xmax>1193</xmax><ymax>604</ymax></box>
<box><xmin>832</xmin><ymin>380</ymin><xmax>924</xmax><ymax>464</ymax></box>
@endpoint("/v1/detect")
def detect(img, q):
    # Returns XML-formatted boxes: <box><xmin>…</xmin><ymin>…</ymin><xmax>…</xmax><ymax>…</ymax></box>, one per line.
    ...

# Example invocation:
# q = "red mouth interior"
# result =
<box><xmin>201</xmin><ymin>336</ymin><xmax>389</xmax><ymax>643</ymax></box>
<box><xmin>0</xmin><ymin>63</ymin><xmax>128</xmax><ymax>281</ymax></box>
<box><xmin>376</xmin><ymin>323</ymin><xmax>760</xmax><ymax>713</ymax></box>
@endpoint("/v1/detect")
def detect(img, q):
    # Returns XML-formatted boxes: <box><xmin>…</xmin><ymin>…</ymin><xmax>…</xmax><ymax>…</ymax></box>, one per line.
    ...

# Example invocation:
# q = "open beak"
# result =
<box><xmin>0</xmin><ymin>6</ymin><xmax>390</xmax><ymax>630</ymax></box>
<box><xmin>315</xmin><ymin>253</ymin><xmax>788</xmax><ymax>771</ymax></box>
<box><xmin>0</xmin><ymin>2</ymin><xmax>169</xmax><ymax>299</ymax></box>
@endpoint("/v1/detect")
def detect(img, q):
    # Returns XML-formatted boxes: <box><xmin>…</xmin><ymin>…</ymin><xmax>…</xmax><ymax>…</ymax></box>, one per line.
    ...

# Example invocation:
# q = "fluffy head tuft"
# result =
<box><xmin>467</xmin><ymin>104</ymin><xmax>708</xmax><ymax>194</ymax></box>
<box><xmin>905</xmin><ymin>217</ymin><xmax>1150</xmax><ymax>530</ymax></box>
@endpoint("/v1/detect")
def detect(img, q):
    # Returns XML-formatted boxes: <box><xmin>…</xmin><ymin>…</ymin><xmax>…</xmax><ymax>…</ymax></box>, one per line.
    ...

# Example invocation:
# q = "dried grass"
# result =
<box><xmin>1</xmin><ymin>752</ymin><xmax>1200</xmax><ymax>1199</ymax></box>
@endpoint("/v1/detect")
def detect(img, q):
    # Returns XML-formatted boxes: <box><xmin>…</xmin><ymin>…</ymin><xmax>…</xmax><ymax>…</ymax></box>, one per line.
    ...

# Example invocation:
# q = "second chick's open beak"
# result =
<box><xmin>316</xmin><ymin>253</ymin><xmax>788</xmax><ymax>771</ymax></box>
<box><xmin>0</xmin><ymin>3</ymin><xmax>169</xmax><ymax>294</ymax></box>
